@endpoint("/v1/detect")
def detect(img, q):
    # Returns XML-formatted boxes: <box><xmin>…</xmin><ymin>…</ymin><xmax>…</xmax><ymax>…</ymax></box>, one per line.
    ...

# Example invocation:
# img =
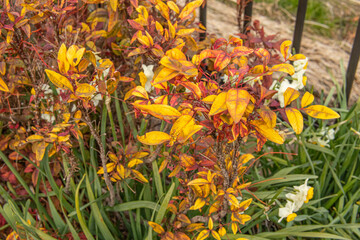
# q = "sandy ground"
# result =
<box><xmin>205</xmin><ymin>0</ymin><xmax>360</xmax><ymax>105</ymax></box>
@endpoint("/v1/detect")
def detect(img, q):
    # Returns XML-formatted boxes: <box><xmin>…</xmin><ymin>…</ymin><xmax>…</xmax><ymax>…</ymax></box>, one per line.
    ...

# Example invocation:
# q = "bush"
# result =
<box><xmin>0</xmin><ymin>1</ymin><xmax>357</xmax><ymax>240</ymax></box>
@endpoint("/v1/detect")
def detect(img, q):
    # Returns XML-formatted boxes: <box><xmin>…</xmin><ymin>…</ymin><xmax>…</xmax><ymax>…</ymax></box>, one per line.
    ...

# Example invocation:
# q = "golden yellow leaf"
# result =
<box><xmin>75</xmin><ymin>83</ymin><xmax>96</xmax><ymax>98</ymax></box>
<box><xmin>124</xmin><ymin>86</ymin><xmax>148</xmax><ymax>100</ymax></box>
<box><xmin>177</xmin><ymin>124</ymin><xmax>203</xmax><ymax>144</ymax></box>
<box><xmin>209</xmin><ymin>92</ymin><xmax>228</xmax><ymax>116</ymax></box>
<box><xmin>73</xmin><ymin>47</ymin><xmax>85</xmax><ymax>66</ymax></box>
<box><xmin>32</xmin><ymin>141</ymin><xmax>47</xmax><ymax>162</ymax></box>
<box><xmin>187</xmin><ymin>178</ymin><xmax>209</xmax><ymax>185</ymax></box>
<box><xmin>258</xmin><ymin>106</ymin><xmax>276</xmax><ymax>128</ymax></box>
<box><xmin>26</xmin><ymin>135</ymin><xmax>44</xmax><ymax>142</ymax></box>
<box><xmin>280</xmin><ymin>40</ymin><xmax>292</xmax><ymax>60</ymax></box>
<box><xmin>208</xmin><ymin>217</ymin><xmax>213</xmax><ymax>230</ymax></box>
<box><xmin>152</xmin><ymin>67</ymin><xmax>179</xmax><ymax>85</ymax></box>
<box><xmin>271</xmin><ymin>63</ymin><xmax>295</xmax><ymax>75</ymax></box>
<box><xmin>181</xmin><ymin>81</ymin><xmax>202</xmax><ymax>98</ymax></box>
<box><xmin>285</xmin><ymin>107</ymin><xmax>303</xmax><ymax>134</ymax></box>
<box><xmin>186</xmin><ymin>223</ymin><xmax>205</xmax><ymax>232</ymax></box>
<box><xmin>177</xmin><ymin>28</ymin><xmax>195</xmax><ymax>36</ymax></box>
<box><xmin>228</xmin><ymin>194</ymin><xmax>239</xmax><ymax>208</ymax></box>
<box><xmin>58</xmin><ymin>43</ymin><xmax>69</xmax><ymax>74</ymax></box>
<box><xmin>127</xmin><ymin>158</ymin><xmax>143</xmax><ymax>168</ymax></box>
<box><xmin>289</xmin><ymin>53</ymin><xmax>306</xmax><ymax>61</ymax></box>
<box><xmin>191</xmin><ymin>198</ymin><xmax>206</xmax><ymax>211</ymax></box>
<box><xmin>218</xmin><ymin>227</ymin><xmax>226</xmax><ymax>237</ymax></box>
<box><xmin>155</xmin><ymin>0</ymin><xmax>170</xmax><ymax>20</ymax></box>
<box><xmin>238</xmin><ymin>198</ymin><xmax>252</xmax><ymax>212</ymax></box>
<box><xmin>301</xmin><ymin>92</ymin><xmax>314</xmax><ymax>108</ymax></box>
<box><xmin>202</xmin><ymin>95</ymin><xmax>217</xmax><ymax>104</ymax></box>
<box><xmin>155</xmin><ymin>21</ymin><xmax>164</xmax><ymax>35</ymax></box>
<box><xmin>148</xmin><ymin>221</ymin><xmax>165</xmax><ymax>234</ymax></box>
<box><xmin>97</xmin><ymin>163</ymin><xmax>116</xmax><ymax>174</ymax></box>
<box><xmin>239</xmin><ymin>154</ymin><xmax>254</xmax><ymax>164</ymax></box>
<box><xmin>45</xmin><ymin>69</ymin><xmax>74</xmax><ymax>92</ymax></box>
<box><xmin>302</xmin><ymin>105</ymin><xmax>340</xmax><ymax>119</ymax></box>
<box><xmin>0</xmin><ymin>77</ymin><xmax>10</xmax><ymax>92</ymax></box>
<box><xmin>231</xmin><ymin>222</ymin><xmax>238</xmax><ymax>234</ymax></box>
<box><xmin>110</xmin><ymin>0</ymin><xmax>117</xmax><ymax>11</ymax></box>
<box><xmin>226</xmin><ymin>89</ymin><xmax>251</xmax><ymax>124</ymax></box>
<box><xmin>179</xmin><ymin>0</ymin><xmax>204</xmax><ymax>21</ymax></box>
<box><xmin>170</xmin><ymin>115</ymin><xmax>193</xmax><ymax>138</ymax></box>
<box><xmin>137</xmin><ymin>131</ymin><xmax>171</xmax><ymax>145</ymax></box>
<box><xmin>211</xmin><ymin>231</ymin><xmax>221</xmax><ymax>240</ymax></box>
<box><xmin>168</xmin><ymin>164</ymin><xmax>181</xmax><ymax>177</ymax></box>
<box><xmin>167</xmin><ymin>1</ymin><xmax>179</xmax><ymax>13</ymax></box>
<box><xmin>238</xmin><ymin>214</ymin><xmax>251</xmax><ymax>224</ymax></box>
<box><xmin>139</xmin><ymin>72</ymin><xmax>147</xmax><ymax>88</ymax></box>
<box><xmin>0</xmin><ymin>62</ymin><xmax>6</xmax><ymax>75</ymax></box>
<box><xmin>132</xmin><ymin>169</ymin><xmax>148</xmax><ymax>183</ymax></box>
<box><xmin>251</xmin><ymin>120</ymin><xmax>284</xmax><ymax>144</ymax></box>
<box><xmin>283</xmin><ymin>87</ymin><xmax>300</xmax><ymax>107</ymax></box>
<box><xmin>66</xmin><ymin>45</ymin><xmax>78</xmax><ymax>65</ymax></box>
<box><xmin>133</xmin><ymin>103</ymin><xmax>181</xmax><ymax>120</ymax></box>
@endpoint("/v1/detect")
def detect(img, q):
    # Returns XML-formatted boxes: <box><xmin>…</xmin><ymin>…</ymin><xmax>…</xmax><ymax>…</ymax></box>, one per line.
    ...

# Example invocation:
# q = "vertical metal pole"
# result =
<box><xmin>346</xmin><ymin>18</ymin><xmax>360</xmax><ymax>103</ymax></box>
<box><xmin>292</xmin><ymin>0</ymin><xmax>308</xmax><ymax>53</ymax></box>
<box><xmin>243</xmin><ymin>1</ymin><xmax>253</xmax><ymax>34</ymax></box>
<box><xmin>199</xmin><ymin>1</ymin><xmax>207</xmax><ymax>41</ymax></box>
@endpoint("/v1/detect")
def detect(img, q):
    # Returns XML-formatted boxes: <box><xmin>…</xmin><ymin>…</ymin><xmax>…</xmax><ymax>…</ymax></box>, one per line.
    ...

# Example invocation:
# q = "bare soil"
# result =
<box><xmin>205</xmin><ymin>0</ymin><xmax>360</xmax><ymax>105</ymax></box>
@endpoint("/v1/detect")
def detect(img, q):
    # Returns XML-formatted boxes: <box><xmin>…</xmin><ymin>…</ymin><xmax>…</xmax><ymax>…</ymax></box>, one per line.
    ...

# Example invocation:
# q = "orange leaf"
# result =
<box><xmin>301</xmin><ymin>92</ymin><xmax>314</xmax><ymax>108</ymax></box>
<box><xmin>45</xmin><ymin>69</ymin><xmax>74</xmax><ymax>92</ymax></box>
<box><xmin>128</xmin><ymin>47</ymin><xmax>147</xmax><ymax>57</ymax></box>
<box><xmin>168</xmin><ymin>164</ymin><xmax>181</xmax><ymax>177</ymax></box>
<box><xmin>137</xmin><ymin>131</ymin><xmax>171</xmax><ymax>145</ymax></box>
<box><xmin>226</xmin><ymin>89</ymin><xmax>251</xmax><ymax>124</ymax></box>
<box><xmin>181</xmin><ymin>81</ymin><xmax>202</xmax><ymax>98</ymax></box>
<box><xmin>283</xmin><ymin>87</ymin><xmax>300</xmax><ymax>107</ymax></box>
<box><xmin>214</xmin><ymin>52</ymin><xmax>231</xmax><ymax>71</ymax></box>
<box><xmin>209</xmin><ymin>92</ymin><xmax>228</xmax><ymax>116</ymax></box>
<box><xmin>285</xmin><ymin>107</ymin><xmax>303</xmax><ymax>134</ymax></box>
<box><xmin>271</xmin><ymin>63</ymin><xmax>295</xmax><ymax>75</ymax></box>
<box><xmin>238</xmin><ymin>198</ymin><xmax>252</xmax><ymax>212</ymax></box>
<box><xmin>179</xmin><ymin>0</ymin><xmax>204</xmax><ymax>21</ymax></box>
<box><xmin>251</xmin><ymin>120</ymin><xmax>284</xmax><ymax>144</ymax></box>
<box><xmin>148</xmin><ymin>221</ymin><xmax>165</xmax><ymax>234</ymax></box>
<box><xmin>230</xmin><ymin>46</ymin><xmax>254</xmax><ymax>57</ymax></box>
<box><xmin>156</xmin><ymin>0</ymin><xmax>170</xmax><ymax>20</ymax></box>
<box><xmin>133</xmin><ymin>103</ymin><xmax>181</xmax><ymax>120</ymax></box>
<box><xmin>280</xmin><ymin>40</ymin><xmax>292</xmax><ymax>60</ymax></box>
<box><xmin>302</xmin><ymin>105</ymin><xmax>340</xmax><ymax>119</ymax></box>
<box><xmin>0</xmin><ymin>77</ymin><xmax>10</xmax><ymax>92</ymax></box>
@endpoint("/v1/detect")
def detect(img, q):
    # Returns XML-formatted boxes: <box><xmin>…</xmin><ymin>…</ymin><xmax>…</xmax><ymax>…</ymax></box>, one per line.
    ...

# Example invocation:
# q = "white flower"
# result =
<box><xmin>278</xmin><ymin>200</ymin><xmax>296</xmax><ymax>223</ymax></box>
<box><xmin>291</xmin><ymin>69</ymin><xmax>306</xmax><ymax>89</ymax></box>
<box><xmin>293</xmin><ymin>58</ymin><xmax>308</xmax><ymax>72</ymax></box>
<box><xmin>278</xmin><ymin>179</ymin><xmax>314</xmax><ymax>222</ymax></box>
<box><xmin>142</xmin><ymin>64</ymin><xmax>154</xmax><ymax>92</ymax></box>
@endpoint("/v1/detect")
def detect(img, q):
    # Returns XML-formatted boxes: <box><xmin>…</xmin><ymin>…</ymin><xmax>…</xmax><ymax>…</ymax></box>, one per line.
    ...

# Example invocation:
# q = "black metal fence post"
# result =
<box><xmin>346</xmin><ymin>18</ymin><xmax>360</xmax><ymax>103</ymax></box>
<box><xmin>199</xmin><ymin>1</ymin><xmax>207</xmax><ymax>41</ymax></box>
<box><xmin>292</xmin><ymin>0</ymin><xmax>308</xmax><ymax>53</ymax></box>
<box><xmin>243</xmin><ymin>1</ymin><xmax>253</xmax><ymax>34</ymax></box>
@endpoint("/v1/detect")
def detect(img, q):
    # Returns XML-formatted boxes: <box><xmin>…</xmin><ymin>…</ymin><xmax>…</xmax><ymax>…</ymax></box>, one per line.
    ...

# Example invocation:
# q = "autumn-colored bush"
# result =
<box><xmin>0</xmin><ymin>0</ymin><xmax>349</xmax><ymax>240</ymax></box>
